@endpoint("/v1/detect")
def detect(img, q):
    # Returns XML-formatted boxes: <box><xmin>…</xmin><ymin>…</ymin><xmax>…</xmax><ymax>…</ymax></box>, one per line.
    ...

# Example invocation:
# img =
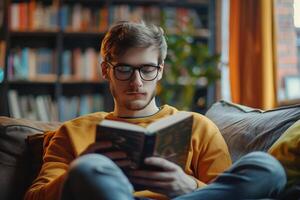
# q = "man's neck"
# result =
<box><xmin>113</xmin><ymin>100</ymin><xmax>160</xmax><ymax>118</ymax></box>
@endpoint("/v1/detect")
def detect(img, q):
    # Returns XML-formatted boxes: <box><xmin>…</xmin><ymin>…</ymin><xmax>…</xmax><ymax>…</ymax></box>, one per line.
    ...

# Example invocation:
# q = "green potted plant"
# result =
<box><xmin>158</xmin><ymin>21</ymin><xmax>220</xmax><ymax>110</ymax></box>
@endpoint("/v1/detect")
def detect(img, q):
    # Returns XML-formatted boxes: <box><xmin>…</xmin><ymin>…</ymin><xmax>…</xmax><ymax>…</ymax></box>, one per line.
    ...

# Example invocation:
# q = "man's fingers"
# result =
<box><xmin>144</xmin><ymin>157</ymin><xmax>178</xmax><ymax>171</ymax></box>
<box><xmin>115</xmin><ymin>159</ymin><xmax>132</xmax><ymax>168</ymax></box>
<box><xmin>102</xmin><ymin>151</ymin><xmax>127</xmax><ymax>160</ymax></box>
<box><xmin>129</xmin><ymin>170</ymin><xmax>174</xmax><ymax>181</ymax></box>
<box><xmin>130</xmin><ymin>177</ymin><xmax>171</xmax><ymax>189</ymax></box>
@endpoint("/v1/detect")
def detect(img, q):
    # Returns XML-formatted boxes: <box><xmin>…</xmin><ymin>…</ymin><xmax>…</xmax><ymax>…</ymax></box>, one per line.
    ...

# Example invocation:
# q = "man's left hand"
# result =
<box><xmin>128</xmin><ymin>157</ymin><xmax>197</xmax><ymax>198</ymax></box>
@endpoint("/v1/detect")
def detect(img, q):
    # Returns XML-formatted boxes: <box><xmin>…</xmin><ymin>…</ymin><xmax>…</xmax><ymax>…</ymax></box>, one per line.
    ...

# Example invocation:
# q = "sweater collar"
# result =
<box><xmin>105</xmin><ymin>105</ymin><xmax>178</xmax><ymax>124</ymax></box>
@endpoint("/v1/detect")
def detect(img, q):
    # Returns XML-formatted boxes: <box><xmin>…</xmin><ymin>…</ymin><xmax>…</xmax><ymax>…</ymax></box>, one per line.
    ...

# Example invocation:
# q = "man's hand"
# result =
<box><xmin>80</xmin><ymin>141</ymin><xmax>131</xmax><ymax>168</ymax></box>
<box><xmin>128</xmin><ymin>157</ymin><xmax>197</xmax><ymax>198</ymax></box>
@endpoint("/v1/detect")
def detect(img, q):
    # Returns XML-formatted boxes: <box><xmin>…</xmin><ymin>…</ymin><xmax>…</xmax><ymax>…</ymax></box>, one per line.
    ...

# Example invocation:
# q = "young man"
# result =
<box><xmin>25</xmin><ymin>21</ymin><xmax>286</xmax><ymax>200</ymax></box>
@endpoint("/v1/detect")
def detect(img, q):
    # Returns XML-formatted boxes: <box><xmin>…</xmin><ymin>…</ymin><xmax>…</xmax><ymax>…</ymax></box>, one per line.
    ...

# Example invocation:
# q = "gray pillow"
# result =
<box><xmin>205</xmin><ymin>100</ymin><xmax>300</xmax><ymax>162</ymax></box>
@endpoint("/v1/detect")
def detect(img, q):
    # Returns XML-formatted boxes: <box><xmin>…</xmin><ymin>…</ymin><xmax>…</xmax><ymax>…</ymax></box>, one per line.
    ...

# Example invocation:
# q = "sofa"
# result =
<box><xmin>1</xmin><ymin>100</ymin><xmax>300</xmax><ymax>200</ymax></box>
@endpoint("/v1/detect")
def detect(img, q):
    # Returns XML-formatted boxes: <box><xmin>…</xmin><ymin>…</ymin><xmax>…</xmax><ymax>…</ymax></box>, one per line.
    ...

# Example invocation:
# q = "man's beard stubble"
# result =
<box><xmin>110</xmin><ymin>84</ymin><xmax>157</xmax><ymax>111</ymax></box>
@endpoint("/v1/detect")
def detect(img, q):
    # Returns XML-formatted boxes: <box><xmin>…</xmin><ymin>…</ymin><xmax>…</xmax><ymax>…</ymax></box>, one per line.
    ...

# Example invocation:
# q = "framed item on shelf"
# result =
<box><xmin>284</xmin><ymin>75</ymin><xmax>300</xmax><ymax>100</ymax></box>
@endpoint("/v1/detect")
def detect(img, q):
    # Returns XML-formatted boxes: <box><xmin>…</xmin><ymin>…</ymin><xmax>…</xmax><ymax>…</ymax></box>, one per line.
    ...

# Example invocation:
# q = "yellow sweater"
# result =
<box><xmin>25</xmin><ymin>105</ymin><xmax>231</xmax><ymax>200</ymax></box>
<box><xmin>268</xmin><ymin>119</ymin><xmax>300</xmax><ymax>188</ymax></box>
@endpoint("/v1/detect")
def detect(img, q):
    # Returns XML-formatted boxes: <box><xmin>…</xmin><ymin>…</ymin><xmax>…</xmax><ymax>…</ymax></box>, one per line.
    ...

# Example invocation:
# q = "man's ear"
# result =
<box><xmin>101</xmin><ymin>62</ymin><xmax>109</xmax><ymax>80</ymax></box>
<box><xmin>157</xmin><ymin>64</ymin><xmax>164</xmax><ymax>81</ymax></box>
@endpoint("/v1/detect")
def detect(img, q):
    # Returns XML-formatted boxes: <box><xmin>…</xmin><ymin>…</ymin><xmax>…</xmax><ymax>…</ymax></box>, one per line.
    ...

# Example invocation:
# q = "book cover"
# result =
<box><xmin>96</xmin><ymin>112</ymin><xmax>193</xmax><ymax>170</ymax></box>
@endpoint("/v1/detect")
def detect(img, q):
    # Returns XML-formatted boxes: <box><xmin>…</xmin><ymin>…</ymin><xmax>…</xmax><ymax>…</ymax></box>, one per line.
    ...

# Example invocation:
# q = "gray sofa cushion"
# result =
<box><xmin>205</xmin><ymin>100</ymin><xmax>300</xmax><ymax>163</ymax></box>
<box><xmin>0</xmin><ymin>117</ymin><xmax>60</xmax><ymax>200</ymax></box>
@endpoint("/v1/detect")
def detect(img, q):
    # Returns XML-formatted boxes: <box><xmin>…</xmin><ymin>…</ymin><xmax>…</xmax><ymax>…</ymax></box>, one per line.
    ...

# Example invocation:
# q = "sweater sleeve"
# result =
<box><xmin>24</xmin><ymin>124</ymin><xmax>76</xmax><ymax>200</ymax></box>
<box><xmin>24</xmin><ymin>113</ymin><xmax>105</xmax><ymax>200</ymax></box>
<box><xmin>184</xmin><ymin>114</ymin><xmax>232</xmax><ymax>188</ymax></box>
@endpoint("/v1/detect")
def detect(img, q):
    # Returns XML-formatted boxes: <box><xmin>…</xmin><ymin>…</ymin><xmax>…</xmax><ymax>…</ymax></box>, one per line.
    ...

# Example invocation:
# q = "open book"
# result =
<box><xmin>96</xmin><ymin>112</ymin><xmax>194</xmax><ymax>170</ymax></box>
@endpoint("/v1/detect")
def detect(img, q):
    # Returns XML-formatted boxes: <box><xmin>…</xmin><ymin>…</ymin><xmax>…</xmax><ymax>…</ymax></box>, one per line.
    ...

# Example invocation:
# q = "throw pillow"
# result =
<box><xmin>205</xmin><ymin>100</ymin><xmax>300</xmax><ymax>162</ymax></box>
<box><xmin>268</xmin><ymin>120</ymin><xmax>300</xmax><ymax>188</ymax></box>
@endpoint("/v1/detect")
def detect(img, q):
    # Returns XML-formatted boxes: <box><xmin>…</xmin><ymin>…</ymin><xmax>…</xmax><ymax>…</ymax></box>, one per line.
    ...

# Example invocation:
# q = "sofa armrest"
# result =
<box><xmin>0</xmin><ymin>117</ymin><xmax>61</xmax><ymax>200</ymax></box>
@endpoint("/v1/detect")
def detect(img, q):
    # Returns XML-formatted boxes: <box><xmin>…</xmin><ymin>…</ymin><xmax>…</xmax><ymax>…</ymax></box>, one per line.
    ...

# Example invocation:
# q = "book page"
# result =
<box><xmin>146</xmin><ymin>112</ymin><xmax>192</xmax><ymax>135</ymax></box>
<box><xmin>152</xmin><ymin>115</ymin><xmax>193</xmax><ymax>169</ymax></box>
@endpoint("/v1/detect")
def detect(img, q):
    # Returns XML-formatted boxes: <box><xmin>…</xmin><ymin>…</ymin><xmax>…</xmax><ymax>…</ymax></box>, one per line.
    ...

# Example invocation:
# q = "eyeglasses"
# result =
<box><xmin>106</xmin><ymin>62</ymin><xmax>161</xmax><ymax>81</ymax></box>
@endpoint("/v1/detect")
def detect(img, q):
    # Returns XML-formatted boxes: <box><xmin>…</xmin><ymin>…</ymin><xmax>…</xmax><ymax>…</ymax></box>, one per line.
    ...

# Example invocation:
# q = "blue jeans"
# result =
<box><xmin>60</xmin><ymin>152</ymin><xmax>286</xmax><ymax>200</ymax></box>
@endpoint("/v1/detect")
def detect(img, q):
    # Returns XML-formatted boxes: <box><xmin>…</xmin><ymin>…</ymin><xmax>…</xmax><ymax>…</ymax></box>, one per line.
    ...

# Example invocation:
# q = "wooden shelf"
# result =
<box><xmin>110</xmin><ymin>0</ymin><xmax>209</xmax><ymax>7</ymax></box>
<box><xmin>63</xmin><ymin>31</ymin><xmax>106</xmax><ymax>37</ymax></box>
<box><xmin>7</xmin><ymin>78</ymin><xmax>106</xmax><ymax>85</ymax></box>
<box><xmin>7</xmin><ymin>75</ymin><xmax>57</xmax><ymax>83</ymax></box>
<box><xmin>59</xmin><ymin>78</ymin><xmax>104</xmax><ymax>85</ymax></box>
<box><xmin>10</xmin><ymin>30</ymin><xmax>59</xmax><ymax>37</ymax></box>
<box><xmin>163</xmin><ymin>0</ymin><xmax>209</xmax><ymax>8</ymax></box>
<box><xmin>62</xmin><ymin>0</ymin><xmax>107</xmax><ymax>6</ymax></box>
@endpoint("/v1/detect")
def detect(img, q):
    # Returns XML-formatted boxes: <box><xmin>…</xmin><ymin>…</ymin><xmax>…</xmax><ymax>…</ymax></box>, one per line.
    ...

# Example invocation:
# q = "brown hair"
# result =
<box><xmin>100</xmin><ymin>21</ymin><xmax>167</xmax><ymax>64</ymax></box>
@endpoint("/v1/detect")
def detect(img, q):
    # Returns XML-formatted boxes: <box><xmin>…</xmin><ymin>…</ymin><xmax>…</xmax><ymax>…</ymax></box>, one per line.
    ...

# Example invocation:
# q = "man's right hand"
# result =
<box><xmin>80</xmin><ymin>141</ymin><xmax>131</xmax><ymax>168</ymax></box>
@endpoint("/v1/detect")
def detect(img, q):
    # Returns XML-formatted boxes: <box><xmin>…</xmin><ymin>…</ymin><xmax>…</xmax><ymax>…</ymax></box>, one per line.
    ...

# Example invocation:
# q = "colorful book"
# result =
<box><xmin>96</xmin><ymin>112</ymin><xmax>193</xmax><ymax>170</ymax></box>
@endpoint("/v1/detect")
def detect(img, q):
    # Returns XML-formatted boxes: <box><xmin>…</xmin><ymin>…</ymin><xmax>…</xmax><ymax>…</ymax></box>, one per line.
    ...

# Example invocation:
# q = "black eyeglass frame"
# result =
<box><xmin>105</xmin><ymin>61</ymin><xmax>162</xmax><ymax>81</ymax></box>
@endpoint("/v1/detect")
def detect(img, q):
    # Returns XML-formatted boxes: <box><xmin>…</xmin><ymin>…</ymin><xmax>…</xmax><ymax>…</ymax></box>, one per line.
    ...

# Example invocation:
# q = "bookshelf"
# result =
<box><xmin>1</xmin><ymin>0</ymin><xmax>216</xmax><ymax>121</ymax></box>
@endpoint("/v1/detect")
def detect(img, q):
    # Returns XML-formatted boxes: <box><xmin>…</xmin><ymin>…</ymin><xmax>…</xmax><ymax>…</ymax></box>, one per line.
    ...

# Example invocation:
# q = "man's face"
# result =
<box><xmin>102</xmin><ymin>47</ymin><xmax>163</xmax><ymax>111</ymax></box>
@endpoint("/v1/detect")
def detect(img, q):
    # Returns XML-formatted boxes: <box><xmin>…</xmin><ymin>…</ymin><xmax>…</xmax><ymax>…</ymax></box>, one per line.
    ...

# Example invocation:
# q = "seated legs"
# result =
<box><xmin>61</xmin><ymin>152</ymin><xmax>286</xmax><ymax>200</ymax></box>
<box><xmin>174</xmin><ymin>152</ymin><xmax>286</xmax><ymax>200</ymax></box>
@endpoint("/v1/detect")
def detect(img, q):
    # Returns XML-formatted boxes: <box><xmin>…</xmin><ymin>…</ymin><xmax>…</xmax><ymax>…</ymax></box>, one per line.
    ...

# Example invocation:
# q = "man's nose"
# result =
<box><xmin>129</xmin><ymin>70</ymin><xmax>143</xmax><ymax>87</ymax></box>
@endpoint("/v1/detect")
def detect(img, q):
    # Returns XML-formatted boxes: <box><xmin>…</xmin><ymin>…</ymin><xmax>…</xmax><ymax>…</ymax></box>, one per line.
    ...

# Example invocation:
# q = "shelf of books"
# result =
<box><xmin>8</xmin><ymin>1</ymin><xmax>209</xmax><ymax>36</ymax></box>
<box><xmin>7</xmin><ymin>47</ymin><xmax>57</xmax><ymax>81</ymax></box>
<box><xmin>58</xmin><ymin>93</ymin><xmax>105</xmax><ymax>121</ymax></box>
<box><xmin>2</xmin><ymin>0</ymin><xmax>215</xmax><ymax>121</ymax></box>
<box><xmin>60</xmin><ymin>47</ymin><xmax>102</xmax><ymax>81</ymax></box>
<box><xmin>8</xmin><ymin>89</ymin><xmax>106</xmax><ymax>122</ymax></box>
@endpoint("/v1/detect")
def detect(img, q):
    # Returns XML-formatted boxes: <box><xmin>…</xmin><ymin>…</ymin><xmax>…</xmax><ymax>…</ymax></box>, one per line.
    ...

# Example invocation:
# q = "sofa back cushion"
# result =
<box><xmin>205</xmin><ymin>100</ymin><xmax>300</xmax><ymax>163</ymax></box>
<box><xmin>0</xmin><ymin>117</ymin><xmax>61</xmax><ymax>200</ymax></box>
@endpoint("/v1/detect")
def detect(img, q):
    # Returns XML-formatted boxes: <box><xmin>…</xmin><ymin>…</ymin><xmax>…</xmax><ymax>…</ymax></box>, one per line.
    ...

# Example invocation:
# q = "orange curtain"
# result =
<box><xmin>229</xmin><ymin>0</ymin><xmax>277</xmax><ymax>109</ymax></box>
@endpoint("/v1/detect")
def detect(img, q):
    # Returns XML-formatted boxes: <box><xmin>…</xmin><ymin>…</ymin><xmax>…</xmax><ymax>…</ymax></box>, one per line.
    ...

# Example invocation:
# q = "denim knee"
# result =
<box><xmin>238</xmin><ymin>152</ymin><xmax>287</xmax><ymax>188</ymax></box>
<box><xmin>66</xmin><ymin>154</ymin><xmax>134</xmax><ymax>196</ymax></box>
<box><xmin>69</xmin><ymin>153</ymin><xmax>123</xmax><ymax>178</ymax></box>
<box><xmin>244</xmin><ymin>152</ymin><xmax>285</xmax><ymax>179</ymax></box>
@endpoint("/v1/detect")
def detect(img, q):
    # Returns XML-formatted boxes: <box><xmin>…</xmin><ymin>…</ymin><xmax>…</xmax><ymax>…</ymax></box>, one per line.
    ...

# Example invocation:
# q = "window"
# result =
<box><xmin>276</xmin><ymin>0</ymin><xmax>300</xmax><ymax>102</ymax></box>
